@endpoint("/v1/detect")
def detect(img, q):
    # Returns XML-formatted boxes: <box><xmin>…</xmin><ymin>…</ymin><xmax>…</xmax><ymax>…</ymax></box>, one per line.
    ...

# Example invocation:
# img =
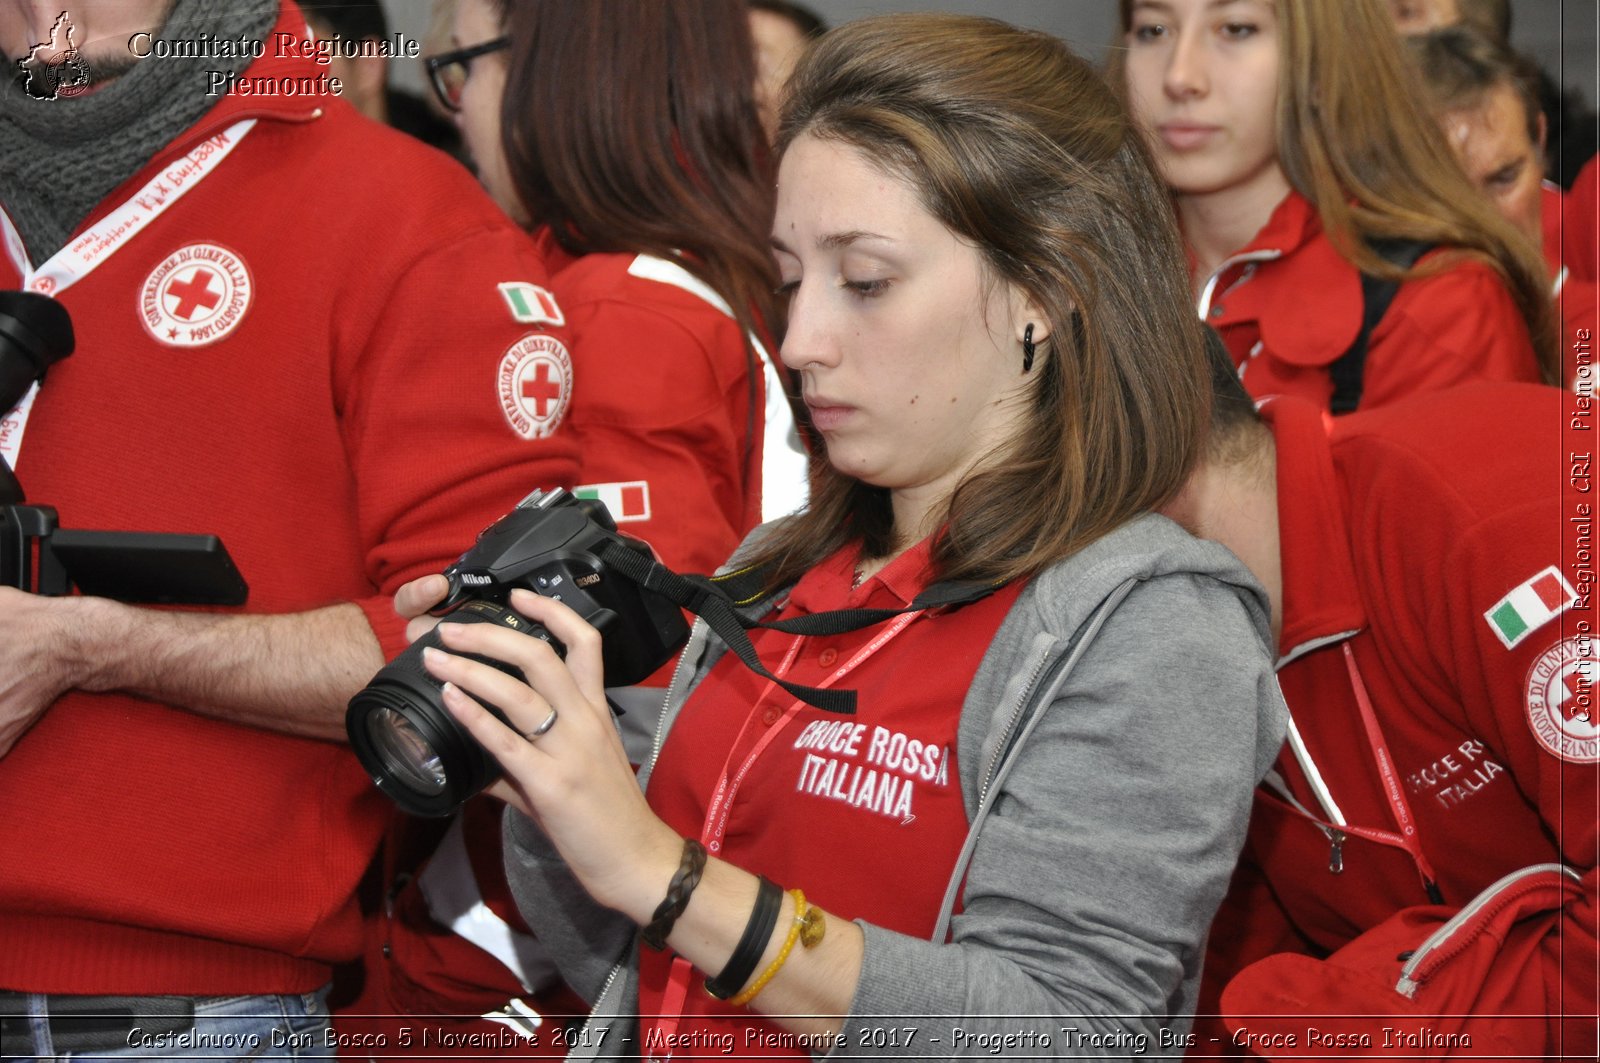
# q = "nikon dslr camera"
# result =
<box><xmin>346</xmin><ymin>487</ymin><xmax>689</xmax><ymax>817</ymax></box>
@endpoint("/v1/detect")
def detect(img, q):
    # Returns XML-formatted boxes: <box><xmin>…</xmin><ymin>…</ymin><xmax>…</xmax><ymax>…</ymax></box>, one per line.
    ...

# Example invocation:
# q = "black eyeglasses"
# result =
<box><xmin>424</xmin><ymin>36</ymin><xmax>510</xmax><ymax>113</ymax></box>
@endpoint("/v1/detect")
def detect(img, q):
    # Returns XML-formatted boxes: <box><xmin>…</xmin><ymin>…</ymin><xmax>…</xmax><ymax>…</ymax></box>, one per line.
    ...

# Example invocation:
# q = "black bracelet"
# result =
<box><xmin>704</xmin><ymin>876</ymin><xmax>783</xmax><ymax>1000</ymax></box>
<box><xmin>640</xmin><ymin>838</ymin><xmax>708</xmax><ymax>951</ymax></box>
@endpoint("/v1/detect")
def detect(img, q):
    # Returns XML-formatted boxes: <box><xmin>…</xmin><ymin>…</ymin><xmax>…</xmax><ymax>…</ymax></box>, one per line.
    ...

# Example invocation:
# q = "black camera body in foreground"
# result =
<box><xmin>0</xmin><ymin>290</ymin><xmax>248</xmax><ymax>604</ymax></box>
<box><xmin>346</xmin><ymin>487</ymin><xmax>689</xmax><ymax>817</ymax></box>
<box><xmin>1</xmin><ymin>505</ymin><xmax>248</xmax><ymax>603</ymax></box>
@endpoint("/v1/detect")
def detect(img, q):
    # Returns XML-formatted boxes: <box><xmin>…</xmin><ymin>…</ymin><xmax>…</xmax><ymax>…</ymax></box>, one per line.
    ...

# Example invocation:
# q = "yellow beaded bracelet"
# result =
<box><xmin>728</xmin><ymin>888</ymin><xmax>824</xmax><ymax>1007</ymax></box>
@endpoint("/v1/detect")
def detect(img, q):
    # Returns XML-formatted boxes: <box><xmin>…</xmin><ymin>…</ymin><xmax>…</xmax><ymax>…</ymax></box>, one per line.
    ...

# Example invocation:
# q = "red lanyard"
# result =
<box><xmin>644</xmin><ymin>608</ymin><xmax>924</xmax><ymax>1062</ymax></box>
<box><xmin>1266</xmin><ymin>643</ymin><xmax>1443</xmax><ymax>901</ymax></box>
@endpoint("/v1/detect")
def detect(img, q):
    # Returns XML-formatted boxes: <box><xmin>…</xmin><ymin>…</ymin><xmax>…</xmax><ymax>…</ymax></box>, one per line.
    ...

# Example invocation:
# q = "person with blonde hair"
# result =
<box><xmin>1117</xmin><ymin>0</ymin><xmax>1555</xmax><ymax>414</ymax></box>
<box><xmin>393</xmin><ymin>11</ymin><xmax>1284</xmax><ymax>1056</ymax></box>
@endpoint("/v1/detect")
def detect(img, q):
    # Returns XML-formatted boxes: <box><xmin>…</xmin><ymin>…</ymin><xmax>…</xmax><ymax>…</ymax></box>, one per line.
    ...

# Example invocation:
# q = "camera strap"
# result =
<box><xmin>596</xmin><ymin>540</ymin><xmax>1004</xmax><ymax>715</ymax></box>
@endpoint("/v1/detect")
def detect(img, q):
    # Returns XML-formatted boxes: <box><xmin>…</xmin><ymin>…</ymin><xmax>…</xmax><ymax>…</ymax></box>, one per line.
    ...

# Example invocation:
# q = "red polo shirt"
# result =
<box><xmin>530</xmin><ymin>227</ymin><xmax>777</xmax><ymax>579</ymax></box>
<box><xmin>638</xmin><ymin>536</ymin><xmax>1025</xmax><ymax>1055</ymax></box>
<box><xmin>1539</xmin><ymin>183</ymin><xmax>1596</xmax><ymax>392</ymax></box>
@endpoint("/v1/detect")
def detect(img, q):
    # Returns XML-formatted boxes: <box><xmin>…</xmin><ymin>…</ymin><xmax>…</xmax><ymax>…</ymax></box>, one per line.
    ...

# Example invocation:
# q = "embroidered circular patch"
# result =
<box><xmin>1525</xmin><ymin>635</ymin><xmax>1600</xmax><ymax>763</ymax></box>
<box><xmin>497</xmin><ymin>333</ymin><xmax>572</xmax><ymax>440</ymax></box>
<box><xmin>140</xmin><ymin>243</ymin><xmax>252</xmax><ymax>348</ymax></box>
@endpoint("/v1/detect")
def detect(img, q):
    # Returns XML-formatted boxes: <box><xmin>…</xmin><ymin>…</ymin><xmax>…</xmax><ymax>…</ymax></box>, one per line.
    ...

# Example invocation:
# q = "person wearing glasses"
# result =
<box><xmin>0</xmin><ymin>0</ymin><xmax>579</xmax><ymax>1058</ymax></box>
<box><xmin>395</xmin><ymin>12</ymin><xmax>1285</xmax><ymax>1057</ymax></box>
<box><xmin>425</xmin><ymin>0</ymin><xmax>805</xmax><ymax>593</ymax></box>
<box><xmin>332</xmin><ymin>0</ymin><xmax>809</xmax><ymax>1052</ymax></box>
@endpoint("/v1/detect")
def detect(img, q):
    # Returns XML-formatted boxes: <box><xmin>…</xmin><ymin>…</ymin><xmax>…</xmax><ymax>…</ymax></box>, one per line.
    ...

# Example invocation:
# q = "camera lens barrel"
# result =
<box><xmin>346</xmin><ymin>599</ymin><xmax>559</xmax><ymax>817</ymax></box>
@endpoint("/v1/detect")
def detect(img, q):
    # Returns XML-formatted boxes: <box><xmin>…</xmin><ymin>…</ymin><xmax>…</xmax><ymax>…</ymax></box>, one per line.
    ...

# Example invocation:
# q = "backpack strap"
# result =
<box><xmin>1327</xmin><ymin>239</ymin><xmax>1437</xmax><ymax>415</ymax></box>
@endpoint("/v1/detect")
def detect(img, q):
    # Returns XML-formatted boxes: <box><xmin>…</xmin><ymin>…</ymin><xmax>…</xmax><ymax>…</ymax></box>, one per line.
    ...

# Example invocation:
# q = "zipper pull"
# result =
<box><xmin>1327</xmin><ymin>829</ymin><xmax>1345</xmax><ymax>874</ymax></box>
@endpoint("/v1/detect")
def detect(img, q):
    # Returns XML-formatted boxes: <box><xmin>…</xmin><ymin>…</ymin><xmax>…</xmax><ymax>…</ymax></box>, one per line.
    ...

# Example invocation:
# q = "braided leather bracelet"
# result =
<box><xmin>640</xmin><ymin>838</ymin><xmax>708</xmax><ymax>951</ymax></box>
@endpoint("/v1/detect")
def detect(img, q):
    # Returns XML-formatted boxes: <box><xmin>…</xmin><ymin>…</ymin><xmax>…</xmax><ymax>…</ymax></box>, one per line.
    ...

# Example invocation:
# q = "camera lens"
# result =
<box><xmin>346</xmin><ymin>600</ymin><xmax>551</xmax><ymax>817</ymax></box>
<box><xmin>366</xmin><ymin>707</ymin><xmax>447</xmax><ymax>796</ymax></box>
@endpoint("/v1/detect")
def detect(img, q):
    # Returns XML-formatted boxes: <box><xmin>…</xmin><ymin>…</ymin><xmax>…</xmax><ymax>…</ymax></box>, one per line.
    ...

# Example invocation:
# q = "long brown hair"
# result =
<box><xmin>492</xmin><ymin>0</ymin><xmax>781</xmax><ymax>350</ymax></box>
<box><xmin>745</xmin><ymin>12</ymin><xmax>1211</xmax><ymax>593</ymax></box>
<box><xmin>1113</xmin><ymin>0</ymin><xmax>1558</xmax><ymax>383</ymax></box>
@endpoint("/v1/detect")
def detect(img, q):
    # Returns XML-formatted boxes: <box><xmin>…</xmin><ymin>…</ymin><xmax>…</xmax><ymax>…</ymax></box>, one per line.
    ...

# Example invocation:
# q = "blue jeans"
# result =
<box><xmin>7</xmin><ymin>990</ymin><xmax>333</xmax><ymax>1062</ymax></box>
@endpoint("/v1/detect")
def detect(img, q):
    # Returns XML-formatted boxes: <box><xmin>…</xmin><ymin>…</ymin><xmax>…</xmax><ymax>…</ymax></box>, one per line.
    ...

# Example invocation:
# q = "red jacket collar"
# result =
<box><xmin>72</xmin><ymin>1</ymin><xmax>329</xmax><ymax>238</ymax></box>
<box><xmin>176</xmin><ymin>1</ymin><xmax>332</xmax><ymax>134</ymax></box>
<box><xmin>1211</xmin><ymin>190</ymin><xmax>1365</xmax><ymax>369</ymax></box>
<box><xmin>1261</xmin><ymin>396</ymin><xmax>1367</xmax><ymax>664</ymax></box>
<box><xmin>789</xmin><ymin>536</ymin><xmax>937</xmax><ymax>613</ymax></box>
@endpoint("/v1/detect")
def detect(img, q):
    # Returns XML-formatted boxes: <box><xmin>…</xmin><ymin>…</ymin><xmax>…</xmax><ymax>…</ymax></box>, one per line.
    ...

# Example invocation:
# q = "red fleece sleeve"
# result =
<box><xmin>559</xmin><ymin>285</ymin><xmax>756</xmax><ymax>578</ymax></box>
<box><xmin>1567</xmin><ymin>157</ymin><xmax>1599</xmax><ymax>285</ymax></box>
<box><xmin>335</xmin><ymin>223</ymin><xmax>582</xmax><ymax>655</ymax></box>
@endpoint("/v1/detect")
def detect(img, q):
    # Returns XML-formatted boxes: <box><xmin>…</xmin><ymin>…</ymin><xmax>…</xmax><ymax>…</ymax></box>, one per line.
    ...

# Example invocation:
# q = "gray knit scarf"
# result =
<box><xmin>0</xmin><ymin>0</ymin><xmax>277</xmax><ymax>265</ymax></box>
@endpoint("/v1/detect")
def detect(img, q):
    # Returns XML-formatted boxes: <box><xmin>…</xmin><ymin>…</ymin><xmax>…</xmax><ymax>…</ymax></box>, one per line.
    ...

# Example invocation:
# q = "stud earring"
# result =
<box><xmin>1022</xmin><ymin>323</ymin><xmax>1036</xmax><ymax>373</ymax></box>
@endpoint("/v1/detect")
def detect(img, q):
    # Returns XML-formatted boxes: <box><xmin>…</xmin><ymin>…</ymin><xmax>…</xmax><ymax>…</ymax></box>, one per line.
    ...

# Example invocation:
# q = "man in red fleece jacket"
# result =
<box><xmin>0</xmin><ymin>0</ymin><xmax>579</xmax><ymax>1056</ymax></box>
<box><xmin>1167</xmin><ymin>335</ymin><xmax>1597</xmax><ymax>1059</ymax></box>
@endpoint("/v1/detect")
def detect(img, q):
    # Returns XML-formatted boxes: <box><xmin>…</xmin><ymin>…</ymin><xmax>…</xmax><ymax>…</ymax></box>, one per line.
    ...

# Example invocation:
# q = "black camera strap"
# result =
<box><xmin>596</xmin><ymin>540</ymin><xmax>1004</xmax><ymax>715</ymax></box>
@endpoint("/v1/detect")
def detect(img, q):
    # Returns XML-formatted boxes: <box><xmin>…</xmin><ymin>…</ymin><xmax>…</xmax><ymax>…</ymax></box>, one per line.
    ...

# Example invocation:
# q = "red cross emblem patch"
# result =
<box><xmin>498</xmin><ymin>333</ymin><xmax>573</xmax><ymax>439</ymax></box>
<box><xmin>140</xmin><ymin>243</ymin><xmax>252</xmax><ymax>348</ymax></box>
<box><xmin>1525</xmin><ymin>635</ymin><xmax>1600</xmax><ymax>763</ymax></box>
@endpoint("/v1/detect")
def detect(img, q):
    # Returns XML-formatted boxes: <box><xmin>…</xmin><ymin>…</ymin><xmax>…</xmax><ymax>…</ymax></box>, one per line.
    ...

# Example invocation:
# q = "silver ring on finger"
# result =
<box><xmin>521</xmin><ymin>708</ymin><xmax>558</xmax><ymax>742</ymax></box>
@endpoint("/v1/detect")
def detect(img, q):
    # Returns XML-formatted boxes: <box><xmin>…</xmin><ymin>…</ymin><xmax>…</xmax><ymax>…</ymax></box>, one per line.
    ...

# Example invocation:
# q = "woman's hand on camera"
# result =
<box><xmin>419</xmin><ymin>588</ymin><xmax>680</xmax><ymax>917</ymax></box>
<box><xmin>393</xmin><ymin>573</ymin><xmax>450</xmax><ymax>643</ymax></box>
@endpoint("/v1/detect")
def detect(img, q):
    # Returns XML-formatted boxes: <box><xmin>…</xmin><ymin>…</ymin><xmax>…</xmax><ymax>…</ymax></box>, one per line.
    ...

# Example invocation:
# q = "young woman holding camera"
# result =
<box><xmin>406</xmin><ymin>13</ymin><xmax>1285</xmax><ymax>1055</ymax></box>
<box><xmin>1116</xmin><ymin>0</ymin><xmax>1554</xmax><ymax>412</ymax></box>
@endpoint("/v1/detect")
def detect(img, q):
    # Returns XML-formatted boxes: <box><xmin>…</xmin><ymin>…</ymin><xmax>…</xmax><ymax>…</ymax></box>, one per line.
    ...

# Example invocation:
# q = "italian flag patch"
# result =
<box><xmin>574</xmin><ymin>481</ymin><xmax>651</xmax><ymax>523</ymax></box>
<box><xmin>498</xmin><ymin>282</ymin><xmax>564</xmax><ymax>326</ymax></box>
<box><xmin>1484</xmin><ymin>566</ymin><xmax>1578</xmax><ymax>649</ymax></box>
